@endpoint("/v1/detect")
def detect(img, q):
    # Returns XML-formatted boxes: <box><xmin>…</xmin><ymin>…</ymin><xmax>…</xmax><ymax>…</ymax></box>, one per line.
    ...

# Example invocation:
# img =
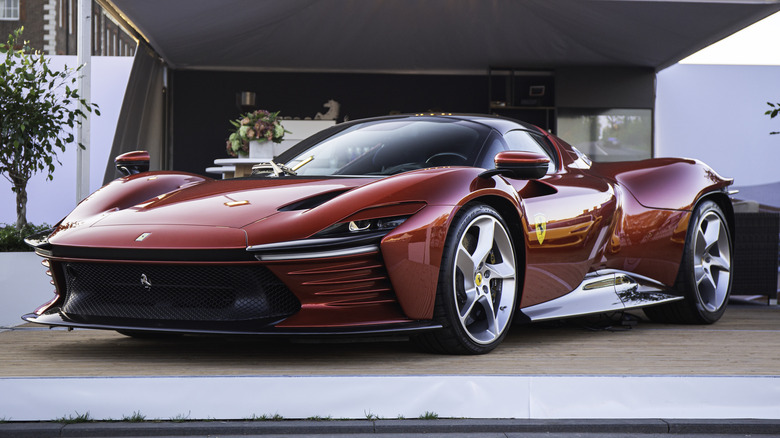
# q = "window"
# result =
<box><xmin>476</xmin><ymin>134</ymin><xmax>507</xmax><ymax>169</ymax></box>
<box><xmin>284</xmin><ymin>118</ymin><xmax>491</xmax><ymax>176</ymax></box>
<box><xmin>69</xmin><ymin>0</ymin><xmax>75</xmax><ymax>34</ymax></box>
<box><xmin>502</xmin><ymin>130</ymin><xmax>557</xmax><ymax>173</ymax></box>
<box><xmin>0</xmin><ymin>0</ymin><xmax>19</xmax><ymax>20</ymax></box>
<box><xmin>557</xmin><ymin>109</ymin><xmax>652</xmax><ymax>162</ymax></box>
<box><xmin>59</xmin><ymin>0</ymin><xmax>66</xmax><ymax>27</ymax></box>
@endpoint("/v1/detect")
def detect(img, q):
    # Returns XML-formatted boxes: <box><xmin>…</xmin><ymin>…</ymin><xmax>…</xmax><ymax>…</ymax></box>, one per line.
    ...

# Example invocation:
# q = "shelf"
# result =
<box><xmin>489</xmin><ymin>67</ymin><xmax>556</xmax><ymax>132</ymax></box>
<box><xmin>490</xmin><ymin>105</ymin><xmax>555</xmax><ymax>110</ymax></box>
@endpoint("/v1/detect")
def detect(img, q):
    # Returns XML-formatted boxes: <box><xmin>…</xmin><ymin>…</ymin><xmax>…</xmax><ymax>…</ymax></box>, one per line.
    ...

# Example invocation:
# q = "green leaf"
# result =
<box><xmin>0</xmin><ymin>27</ymin><xmax>100</xmax><ymax>227</ymax></box>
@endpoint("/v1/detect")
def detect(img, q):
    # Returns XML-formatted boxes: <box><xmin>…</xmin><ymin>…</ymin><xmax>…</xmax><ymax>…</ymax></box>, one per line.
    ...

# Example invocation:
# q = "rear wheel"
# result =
<box><xmin>415</xmin><ymin>204</ymin><xmax>518</xmax><ymax>354</ymax></box>
<box><xmin>644</xmin><ymin>200</ymin><xmax>732</xmax><ymax>324</ymax></box>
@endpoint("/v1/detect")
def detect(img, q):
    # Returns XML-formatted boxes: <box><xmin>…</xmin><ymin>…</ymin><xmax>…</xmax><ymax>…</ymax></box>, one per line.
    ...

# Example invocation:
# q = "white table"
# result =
<box><xmin>213</xmin><ymin>158</ymin><xmax>269</xmax><ymax>178</ymax></box>
<box><xmin>205</xmin><ymin>165</ymin><xmax>236</xmax><ymax>179</ymax></box>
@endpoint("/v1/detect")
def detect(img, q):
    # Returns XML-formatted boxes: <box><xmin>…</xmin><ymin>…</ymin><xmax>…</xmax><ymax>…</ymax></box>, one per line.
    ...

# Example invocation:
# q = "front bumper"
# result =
<box><xmin>22</xmin><ymin>310</ymin><xmax>441</xmax><ymax>336</ymax></box>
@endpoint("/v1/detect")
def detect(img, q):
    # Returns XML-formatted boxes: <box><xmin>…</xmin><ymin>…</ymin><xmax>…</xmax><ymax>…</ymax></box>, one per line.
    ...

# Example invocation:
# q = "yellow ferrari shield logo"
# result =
<box><xmin>534</xmin><ymin>213</ymin><xmax>547</xmax><ymax>245</ymax></box>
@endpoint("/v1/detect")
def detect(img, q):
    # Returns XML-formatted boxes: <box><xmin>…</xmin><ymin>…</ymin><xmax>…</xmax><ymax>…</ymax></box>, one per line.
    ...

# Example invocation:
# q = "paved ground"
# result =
<box><xmin>2</xmin><ymin>303</ymin><xmax>779</xmax><ymax>377</ymax></box>
<box><xmin>2</xmin><ymin>301</ymin><xmax>778</xmax><ymax>424</ymax></box>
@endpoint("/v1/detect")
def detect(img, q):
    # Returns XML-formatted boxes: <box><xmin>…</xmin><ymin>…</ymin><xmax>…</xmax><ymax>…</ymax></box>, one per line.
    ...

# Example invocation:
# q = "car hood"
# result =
<box><xmin>89</xmin><ymin>177</ymin><xmax>373</xmax><ymax>229</ymax></box>
<box><xmin>44</xmin><ymin>177</ymin><xmax>376</xmax><ymax>251</ymax></box>
<box><xmin>44</xmin><ymin>167</ymin><xmax>482</xmax><ymax>251</ymax></box>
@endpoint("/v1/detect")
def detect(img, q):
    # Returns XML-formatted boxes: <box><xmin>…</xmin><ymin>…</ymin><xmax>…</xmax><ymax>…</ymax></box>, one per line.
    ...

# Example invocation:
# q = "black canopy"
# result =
<box><xmin>107</xmin><ymin>0</ymin><xmax>780</xmax><ymax>72</ymax></box>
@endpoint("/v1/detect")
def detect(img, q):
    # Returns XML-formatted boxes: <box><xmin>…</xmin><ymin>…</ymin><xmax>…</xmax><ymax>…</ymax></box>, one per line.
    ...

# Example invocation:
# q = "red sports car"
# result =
<box><xmin>24</xmin><ymin>114</ymin><xmax>734</xmax><ymax>354</ymax></box>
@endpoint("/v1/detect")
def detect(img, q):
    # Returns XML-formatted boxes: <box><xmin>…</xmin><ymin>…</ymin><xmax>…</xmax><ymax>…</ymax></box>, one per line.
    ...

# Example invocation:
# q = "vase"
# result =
<box><xmin>249</xmin><ymin>140</ymin><xmax>274</xmax><ymax>160</ymax></box>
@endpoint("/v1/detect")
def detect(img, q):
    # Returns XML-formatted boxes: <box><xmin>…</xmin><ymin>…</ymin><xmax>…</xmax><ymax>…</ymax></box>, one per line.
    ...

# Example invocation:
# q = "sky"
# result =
<box><xmin>680</xmin><ymin>11</ymin><xmax>780</xmax><ymax>65</ymax></box>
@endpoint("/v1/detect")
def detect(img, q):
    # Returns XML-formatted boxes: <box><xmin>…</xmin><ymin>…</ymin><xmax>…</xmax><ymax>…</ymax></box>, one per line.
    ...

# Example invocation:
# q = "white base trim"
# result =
<box><xmin>0</xmin><ymin>252</ymin><xmax>55</xmax><ymax>330</ymax></box>
<box><xmin>2</xmin><ymin>374</ymin><xmax>779</xmax><ymax>421</ymax></box>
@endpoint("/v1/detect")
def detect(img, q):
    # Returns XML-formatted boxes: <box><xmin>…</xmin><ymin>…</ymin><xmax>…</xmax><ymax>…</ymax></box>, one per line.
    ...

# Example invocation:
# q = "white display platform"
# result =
<box><xmin>1</xmin><ymin>374</ymin><xmax>779</xmax><ymax>421</ymax></box>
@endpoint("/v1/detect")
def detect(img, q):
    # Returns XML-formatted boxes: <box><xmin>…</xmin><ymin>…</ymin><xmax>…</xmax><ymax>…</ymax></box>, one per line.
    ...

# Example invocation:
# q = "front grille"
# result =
<box><xmin>60</xmin><ymin>262</ymin><xmax>300</xmax><ymax>325</ymax></box>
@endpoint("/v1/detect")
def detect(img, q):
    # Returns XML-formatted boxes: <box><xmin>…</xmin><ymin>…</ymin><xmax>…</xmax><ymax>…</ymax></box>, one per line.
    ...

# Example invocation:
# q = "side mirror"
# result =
<box><xmin>479</xmin><ymin>151</ymin><xmax>550</xmax><ymax>180</ymax></box>
<box><xmin>115</xmin><ymin>150</ymin><xmax>150</xmax><ymax>176</ymax></box>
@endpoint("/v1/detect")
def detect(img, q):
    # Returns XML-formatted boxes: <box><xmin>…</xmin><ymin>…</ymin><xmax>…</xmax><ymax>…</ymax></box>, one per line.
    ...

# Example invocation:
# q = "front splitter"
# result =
<box><xmin>22</xmin><ymin>310</ymin><xmax>442</xmax><ymax>337</ymax></box>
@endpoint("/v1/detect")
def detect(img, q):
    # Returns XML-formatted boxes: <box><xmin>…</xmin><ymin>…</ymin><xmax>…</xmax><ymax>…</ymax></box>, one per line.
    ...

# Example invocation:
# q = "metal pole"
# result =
<box><xmin>76</xmin><ymin>0</ymin><xmax>91</xmax><ymax>202</ymax></box>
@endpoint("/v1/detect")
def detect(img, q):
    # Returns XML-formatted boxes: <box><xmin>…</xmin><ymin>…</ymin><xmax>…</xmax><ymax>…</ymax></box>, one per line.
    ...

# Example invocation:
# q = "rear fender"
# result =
<box><xmin>592</xmin><ymin>158</ymin><xmax>732</xmax><ymax>211</ymax></box>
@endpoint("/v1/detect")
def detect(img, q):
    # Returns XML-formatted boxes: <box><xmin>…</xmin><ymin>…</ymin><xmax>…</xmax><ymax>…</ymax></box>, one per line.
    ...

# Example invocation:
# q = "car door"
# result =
<box><xmin>499</xmin><ymin>130</ymin><xmax>618</xmax><ymax>308</ymax></box>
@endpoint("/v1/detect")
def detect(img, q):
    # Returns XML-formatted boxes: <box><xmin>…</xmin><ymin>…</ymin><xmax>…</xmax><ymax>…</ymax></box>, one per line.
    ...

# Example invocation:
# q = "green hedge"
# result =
<box><xmin>0</xmin><ymin>223</ymin><xmax>51</xmax><ymax>252</ymax></box>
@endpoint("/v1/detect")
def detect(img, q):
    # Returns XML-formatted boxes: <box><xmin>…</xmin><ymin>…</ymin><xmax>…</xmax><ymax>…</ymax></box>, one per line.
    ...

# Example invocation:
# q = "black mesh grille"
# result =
<box><xmin>60</xmin><ymin>262</ymin><xmax>300</xmax><ymax>324</ymax></box>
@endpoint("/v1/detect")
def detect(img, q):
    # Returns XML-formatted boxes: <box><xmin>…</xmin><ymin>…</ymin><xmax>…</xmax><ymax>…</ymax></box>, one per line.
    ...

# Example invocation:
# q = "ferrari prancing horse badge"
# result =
<box><xmin>534</xmin><ymin>213</ymin><xmax>547</xmax><ymax>245</ymax></box>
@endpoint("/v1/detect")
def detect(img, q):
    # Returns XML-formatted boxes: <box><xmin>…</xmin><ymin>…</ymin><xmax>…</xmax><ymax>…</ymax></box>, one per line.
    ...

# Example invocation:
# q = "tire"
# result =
<box><xmin>414</xmin><ymin>204</ymin><xmax>518</xmax><ymax>354</ymax></box>
<box><xmin>644</xmin><ymin>200</ymin><xmax>732</xmax><ymax>324</ymax></box>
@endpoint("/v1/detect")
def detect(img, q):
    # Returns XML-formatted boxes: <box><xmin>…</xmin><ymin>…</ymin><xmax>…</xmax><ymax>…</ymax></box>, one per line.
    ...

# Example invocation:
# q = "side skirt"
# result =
<box><xmin>518</xmin><ymin>269</ymin><xmax>683</xmax><ymax>322</ymax></box>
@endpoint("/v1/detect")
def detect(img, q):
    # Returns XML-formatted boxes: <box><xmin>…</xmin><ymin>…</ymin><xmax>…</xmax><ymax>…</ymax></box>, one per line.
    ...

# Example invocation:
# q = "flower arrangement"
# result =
<box><xmin>226</xmin><ymin>110</ymin><xmax>288</xmax><ymax>157</ymax></box>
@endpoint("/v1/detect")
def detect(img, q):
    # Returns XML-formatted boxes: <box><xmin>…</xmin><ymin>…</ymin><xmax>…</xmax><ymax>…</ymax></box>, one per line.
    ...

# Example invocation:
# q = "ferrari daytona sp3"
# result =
<box><xmin>24</xmin><ymin>114</ymin><xmax>734</xmax><ymax>354</ymax></box>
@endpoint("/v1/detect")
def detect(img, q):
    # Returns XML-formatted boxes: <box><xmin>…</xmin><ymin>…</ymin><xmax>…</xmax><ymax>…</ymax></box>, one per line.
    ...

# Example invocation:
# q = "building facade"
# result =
<box><xmin>0</xmin><ymin>0</ymin><xmax>135</xmax><ymax>56</ymax></box>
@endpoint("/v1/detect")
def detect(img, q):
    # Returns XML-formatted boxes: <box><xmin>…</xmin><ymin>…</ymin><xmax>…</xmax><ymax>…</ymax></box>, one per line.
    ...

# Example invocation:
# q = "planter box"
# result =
<box><xmin>732</xmin><ymin>212</ymin><xmax>779</xmax><ymax>302</ymax></box>
<box><xmin>0</xmin><ymin>252</ymin><xmax>54</xmax><ymax>329</ymax></box>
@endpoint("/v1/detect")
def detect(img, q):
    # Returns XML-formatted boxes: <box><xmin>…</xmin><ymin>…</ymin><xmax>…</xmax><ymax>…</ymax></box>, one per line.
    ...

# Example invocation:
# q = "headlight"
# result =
<box><xmin>348</xmin><ymin>217</ymin><xmax>408</xmax><ymax>233</ymax></box>
<box><xmin>247</xmin><ymin>203</ymin><xmax>424</xmax><ymax>261</ymax></box>
<box><xmin>249</xmin><ymin>215</ymin><xmax>411</xmax><ymax>261</ymax></box>
<box><xmin>317</xmin><ymin>215</ymin><xmax>409</xmax><ymax>237</ymax></box>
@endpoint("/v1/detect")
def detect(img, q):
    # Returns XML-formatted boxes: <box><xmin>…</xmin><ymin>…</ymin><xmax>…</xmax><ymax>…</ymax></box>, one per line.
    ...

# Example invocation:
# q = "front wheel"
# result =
<box><xmin>414</xmin><ymin>204</ymin><xmax>518</xmax><ymax>354</ymax></box>
<box><xmin>644</xmin><ymin>200</ymin><xmax>732</xmax><ymax>324</ymax></box>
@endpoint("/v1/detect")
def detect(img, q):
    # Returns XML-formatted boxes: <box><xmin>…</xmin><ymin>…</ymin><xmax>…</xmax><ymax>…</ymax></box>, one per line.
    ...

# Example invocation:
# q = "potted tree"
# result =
<box><xmin>1</xmin><ymin>27</ymin><xmax>99</xmax><ymax>235</ymax></box>
<box><xmin>0</xmin><ymin>28</ymin><xmax>98</xmax><ymax>327</ymax></box>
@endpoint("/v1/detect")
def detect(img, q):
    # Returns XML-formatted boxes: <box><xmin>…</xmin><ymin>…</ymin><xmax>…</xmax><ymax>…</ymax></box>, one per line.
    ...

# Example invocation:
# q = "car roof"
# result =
<box><xmin>275</xmin><ymin>113</ymin><xmax>546</xmax><ymax>165</ymax></box>
<box><xmin>336</xmin><ymin>113</ymin><xmax>542</xmax><ymax>136</ymax></box>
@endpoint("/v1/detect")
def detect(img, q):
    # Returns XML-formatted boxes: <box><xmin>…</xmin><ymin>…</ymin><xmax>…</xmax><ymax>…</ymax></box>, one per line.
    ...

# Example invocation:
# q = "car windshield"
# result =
<box><xmin>283</xmin><ymin>118</ymin><xmax>490</xmax><ymax>176</ymax></box>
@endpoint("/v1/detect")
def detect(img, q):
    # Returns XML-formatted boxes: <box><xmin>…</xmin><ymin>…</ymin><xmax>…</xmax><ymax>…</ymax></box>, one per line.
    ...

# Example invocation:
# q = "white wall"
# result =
<box><xmin>655</xmin><ymin>64</ymin><xmax>780</xmax><ymax>187</ymax></box>
<box><xmin>0</xmin><ymin>56</ymin><xmax>133</xmax><ymax>226</ymax></box>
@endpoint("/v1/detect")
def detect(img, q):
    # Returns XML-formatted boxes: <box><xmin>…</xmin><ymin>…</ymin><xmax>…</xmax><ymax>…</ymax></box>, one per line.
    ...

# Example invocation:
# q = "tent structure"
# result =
<box><xmin>105</xmin><ymin>0</ymin><xmax>780</xmax><ymax>73</ymax></box>
<box><xmin>96</xmin><ymin>0</ymin><xmax>780</xmax><ymax>179</ymax></box>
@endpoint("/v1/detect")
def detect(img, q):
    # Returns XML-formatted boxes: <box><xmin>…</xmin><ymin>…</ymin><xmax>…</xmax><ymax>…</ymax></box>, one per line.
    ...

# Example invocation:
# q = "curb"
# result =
<box><xmin>2</xmin><ymin>418</ymin><xmax>780</xmax><ymax>437</ymax></box>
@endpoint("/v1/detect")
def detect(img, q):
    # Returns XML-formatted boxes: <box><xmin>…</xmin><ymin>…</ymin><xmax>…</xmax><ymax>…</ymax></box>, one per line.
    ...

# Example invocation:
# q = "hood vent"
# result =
<box><xmin>278</xmin><ymin>189</ymin><xmax>352</xmax><ymax>212</ymax></box>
